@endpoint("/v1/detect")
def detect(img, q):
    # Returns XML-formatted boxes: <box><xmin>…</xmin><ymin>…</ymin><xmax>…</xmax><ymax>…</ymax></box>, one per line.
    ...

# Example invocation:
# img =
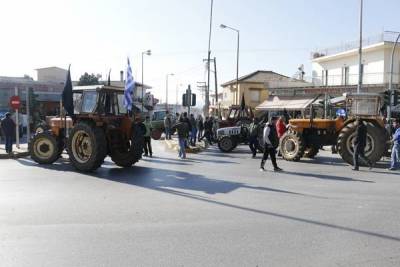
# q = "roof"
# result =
<box><xmin>35</xmin><ymin>66</ymin><xmax>68</xmax><ymax>71</ymax></box>
<box><xmin>255</xmin><ymin>96</ymin><xmax>318</xmax><ymax>111</ymax></box>
<box><xmin>221</xmin><ymin>70</ymin><xmax>290</xmax><ymax>87</ymax></box>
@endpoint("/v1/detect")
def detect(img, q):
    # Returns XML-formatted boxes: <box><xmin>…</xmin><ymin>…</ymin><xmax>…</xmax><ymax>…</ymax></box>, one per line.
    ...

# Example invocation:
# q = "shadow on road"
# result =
<box><xmin>283</xmin><ymin>170</ymin><xmax>375</xmax><ymax>183</ymax></box>
<box><xmin>14</xmin><ymin>157</ymin><xmax>400</xmax><ymax>243</ymax></box>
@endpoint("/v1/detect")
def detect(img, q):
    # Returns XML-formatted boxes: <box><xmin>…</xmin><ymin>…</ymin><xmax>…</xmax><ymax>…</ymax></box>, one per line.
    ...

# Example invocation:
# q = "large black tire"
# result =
<box><xmin>111</xmin><ymin>124</ymin><xmax>144</xmax><ymax>167</ymax></box>
<box><xmin>279</xmin><ymin>131</ymin><xmax>305</xmax><ymax>161</ymax></box>
<box><xmin>218</xmin><ymin>136</ymin><xmax>236</xmax><ymax>152</ymax></box>
<box><xmin>304</xmin><ymin>146</ymin><xmax>319</xmax><ymax>159</ymax></box>
<box><xmin>67</xmin><ymin>122</ymin><xmax>107</xmax><ymax>172</ymax></box>
<box><xmin>337</xmin><ymin>122</ymin><xmax>386</xmax><ymax>165</ymax></box>
<box><xmin>29</xmin><ymin>132</ymin><xmax>60</xmax><ymax>164</ymax></box>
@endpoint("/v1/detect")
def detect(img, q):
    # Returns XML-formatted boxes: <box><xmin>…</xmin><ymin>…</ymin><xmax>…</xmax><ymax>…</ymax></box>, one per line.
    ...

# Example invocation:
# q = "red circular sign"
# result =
<box><xmin>10</xmin><ymin>96</ymin><xmax>21</xmax><ymax>110</ymax></box>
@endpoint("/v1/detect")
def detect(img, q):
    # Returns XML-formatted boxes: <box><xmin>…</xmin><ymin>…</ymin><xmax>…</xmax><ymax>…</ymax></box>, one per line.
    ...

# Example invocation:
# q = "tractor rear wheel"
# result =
<box><xmin>337</xmin><ymin>122</ymin><xmax>386</xmax><ymax>165</ymax></box>
<box><xmin>29</xmin><ymin>132</ymin><xmax>61</xmax><ymax>164</ymax></box>
<box><xmin>279</xmin><ymin>131</ymin><xmax>305</xmax><ymax>161</ymax></box>
<box><xmin>218</xmin><ymin>136</ymin><xmax>236</xmax><ymax>152</ymax></box>
<box><xmin>304</xmin><ymin>146</ymin><xmax>319</xmax><ymax>159</ymax></box>
<box><xmin>111</xmin><ymin>124</ymin><xmax>144</xmax><ymax>167</ymax></box>
<box><xmin>68</xmin><ymin>122</ymin><xmax>107</xmax><ymax>172</ymax></box>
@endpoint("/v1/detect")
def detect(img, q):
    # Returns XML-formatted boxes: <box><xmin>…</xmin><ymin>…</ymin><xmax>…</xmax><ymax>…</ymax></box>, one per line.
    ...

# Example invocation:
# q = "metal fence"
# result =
<box><xmin>311</xmin><ymin>32</ymin><xmax>399</xmax><ymax>59</ymax></box>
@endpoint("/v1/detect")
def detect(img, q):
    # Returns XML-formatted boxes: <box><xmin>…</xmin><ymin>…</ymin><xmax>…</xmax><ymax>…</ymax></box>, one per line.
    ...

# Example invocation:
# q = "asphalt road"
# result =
<box><xmin>0</xmin><ymin>141</ymin><xmax>400</xmax><ymax>267</ymax></box>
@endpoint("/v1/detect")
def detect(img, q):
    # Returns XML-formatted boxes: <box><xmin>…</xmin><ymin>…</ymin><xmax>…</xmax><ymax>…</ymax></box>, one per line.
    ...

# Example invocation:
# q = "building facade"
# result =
<box><xmin>311</xmin><ymin>32</ymin><xmax>400</xmax><ymax>90</ymax></box>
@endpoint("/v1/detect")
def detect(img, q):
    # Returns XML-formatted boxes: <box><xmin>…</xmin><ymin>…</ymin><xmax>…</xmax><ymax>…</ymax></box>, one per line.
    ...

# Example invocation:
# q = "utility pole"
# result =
<box><xmin>357</xmin><ymin>0</ymin><xmax>363</xmax><ymax>94</ymax></box>
<box><xmin>26</xmin><ymin>87</ymin><xmax>30</xmax><ymax>141</ymax></box>
<box><xmin>15</xmin><ymin>87</ymin><xmax>20</xmax><ymax>149</ymax></box>
<box><xmin>205</xmin><ymin>0</ymin><xmax>214</xmax><ymax>116</ymax></box>
<box><xmin>213</xmin><ymin>57</ymin><xmax>218</xmax><ymax>116</ymax></box>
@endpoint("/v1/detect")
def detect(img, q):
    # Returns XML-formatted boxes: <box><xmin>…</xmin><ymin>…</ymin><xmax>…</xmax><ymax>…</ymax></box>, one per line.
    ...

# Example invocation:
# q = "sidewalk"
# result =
<box><xmin>0</xmin><ymin>141</ymin><xmax>30</xmax><ymax>159</ymax></box>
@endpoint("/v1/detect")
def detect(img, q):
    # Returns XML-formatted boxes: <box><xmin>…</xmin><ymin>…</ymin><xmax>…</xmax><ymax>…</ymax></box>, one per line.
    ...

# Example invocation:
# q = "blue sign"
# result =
<box><xmin>336</xmin><ymin>109</ymin><xmax>346</xmax><ymax>117</ymax></box>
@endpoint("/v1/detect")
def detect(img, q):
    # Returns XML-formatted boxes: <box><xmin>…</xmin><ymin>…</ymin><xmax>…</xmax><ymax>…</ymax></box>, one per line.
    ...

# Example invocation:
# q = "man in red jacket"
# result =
<box><xmin>276</xmin><ymin>116</ymin><xmax>286</xmax><ymax>138</ymax></box>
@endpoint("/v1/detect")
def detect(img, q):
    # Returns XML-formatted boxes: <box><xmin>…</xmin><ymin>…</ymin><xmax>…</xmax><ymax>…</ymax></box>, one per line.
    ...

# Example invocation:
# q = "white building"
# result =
<box><xmin>36</xmin><ymin>67</ymin><xmax>68</xmax><ymax>83</ymax></box>
<box><xmin>311</xmin><ymin>32</ymin><xmax>400</xmax><ymax>89</ymax></box>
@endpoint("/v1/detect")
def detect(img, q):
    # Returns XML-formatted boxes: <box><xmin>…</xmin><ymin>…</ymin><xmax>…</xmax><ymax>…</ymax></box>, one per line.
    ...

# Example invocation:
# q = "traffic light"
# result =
<box><xmin>191</xmin><ymin>93</ymin><xmax>196</xmax><ymax>106</ymax></box>
<box><xmin>182</xmin><ymin>93</ymin><xmax>188</xmax><ymax>107</ymax></box>
<box><xmin>383</xmin><ymin>90</ymin><xmax>390</xmax><ymax>106</ymax></box>
<box><xmin>394</xmin><ymin>90</ymin><xmax>399</xmax><ymax>106</ymax></box>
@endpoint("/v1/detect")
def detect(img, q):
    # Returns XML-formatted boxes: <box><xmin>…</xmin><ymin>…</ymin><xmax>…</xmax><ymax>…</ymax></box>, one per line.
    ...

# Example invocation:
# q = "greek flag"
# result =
<box><xmin>124</xmin><ymin>57</ymin><xmax>135</xmax><ymax>111</ymax></box>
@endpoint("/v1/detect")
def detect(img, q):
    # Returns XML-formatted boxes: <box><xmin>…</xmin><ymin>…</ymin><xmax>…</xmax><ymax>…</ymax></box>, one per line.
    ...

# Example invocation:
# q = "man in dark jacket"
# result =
<box><xmin>172</xmin><ymin>116</ymin><xmax>190</xmax><ymax>159</ymax></box>
<box><xmin>248</xmin><ymin>117</ymin><xmax>260</xmax><ymax>158</ymax></box>
<box><xmin>260</xmin><ymin>117</ymin><xmax>282</xmax><ymax>172</ymax></box>
<box><xmin>352</xmin><ymin>118</ymin><xmax>372</xmax><ymax>171</ymax></box>
<box><xmin>1</xmin><ymin>113</ymin><xmax>15</xmax><ymax>154</ymax></box>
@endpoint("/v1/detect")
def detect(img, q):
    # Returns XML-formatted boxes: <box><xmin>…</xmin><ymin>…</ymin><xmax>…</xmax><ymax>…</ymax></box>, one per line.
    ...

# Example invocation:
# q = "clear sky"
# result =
<box><xmin>0</xmin><ymin>0</ymin><xmax>399</xmax><ymax>106</ymax></box>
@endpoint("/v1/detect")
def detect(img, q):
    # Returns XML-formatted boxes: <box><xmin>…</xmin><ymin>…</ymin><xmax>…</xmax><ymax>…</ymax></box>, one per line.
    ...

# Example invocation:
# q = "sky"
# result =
<box><xmin>0</xmin><ymin>0</ymin><xmax>399</xmax><ymax>107</ymax></box>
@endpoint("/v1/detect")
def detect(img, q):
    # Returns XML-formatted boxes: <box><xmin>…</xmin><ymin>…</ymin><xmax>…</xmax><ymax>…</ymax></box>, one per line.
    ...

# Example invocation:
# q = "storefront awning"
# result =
<box><xmin>255</xmin><ymin>96</ymin><xmax>317</xmax><ymax>111</ymax></box>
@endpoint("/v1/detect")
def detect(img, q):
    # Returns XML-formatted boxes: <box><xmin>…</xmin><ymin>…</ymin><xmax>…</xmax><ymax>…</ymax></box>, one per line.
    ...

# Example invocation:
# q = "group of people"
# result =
<box><xmin>162</xmin><ymin>111</ymin><xmax>219</xmax><ymax>159</ymax></box>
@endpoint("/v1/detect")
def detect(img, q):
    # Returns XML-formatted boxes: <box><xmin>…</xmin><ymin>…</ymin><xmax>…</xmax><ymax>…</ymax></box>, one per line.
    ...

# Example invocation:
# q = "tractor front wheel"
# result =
<box><xmin>29</xmin><ymin>132</ymin><xmax>61</xmax><ymax>164</ymax></box>
<box><xmin>218</xmin><ymin>136</ymin><xmax>236</xmax><ymax>152</ymax></box>
<box><xmin>279</xmin><ymin>131</ymin><xmax>305</xmax><ymax>161</ymax></box>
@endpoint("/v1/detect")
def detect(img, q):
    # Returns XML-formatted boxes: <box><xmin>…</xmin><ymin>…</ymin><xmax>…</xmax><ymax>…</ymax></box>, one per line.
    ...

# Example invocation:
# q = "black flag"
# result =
<box><xmin>62</xmin><ymin>66</ymin><xmax>74</xmax><ymax>117</ymax></box>
<box><xmin>107</xmin><ymin>69</ymin><xmax>111</xmax><ymax>86</ymax></box>
<box><xmin>240</xmin><ymin>93</ymin><xmax>246</xmax><ymax>110</ymax></box>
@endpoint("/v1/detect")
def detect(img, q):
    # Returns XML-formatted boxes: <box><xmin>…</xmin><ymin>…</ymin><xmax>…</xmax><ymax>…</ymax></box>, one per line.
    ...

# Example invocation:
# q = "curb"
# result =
<box><xmin>0</xmin><ymin>151</ymin><xmax>30</xmax><ymax>159</ymax></box>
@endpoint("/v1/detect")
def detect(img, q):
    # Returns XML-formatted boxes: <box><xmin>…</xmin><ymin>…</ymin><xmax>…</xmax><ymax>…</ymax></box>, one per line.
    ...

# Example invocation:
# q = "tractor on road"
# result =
<box><xmin>29</xmin><ymin>85</ymin><xmax>144</xmax><ymax>172</ymax></box>
<box><xmin>279</xmin><ymin>93</ymin><xmax>389</xmax><ymax>165</ymax></box>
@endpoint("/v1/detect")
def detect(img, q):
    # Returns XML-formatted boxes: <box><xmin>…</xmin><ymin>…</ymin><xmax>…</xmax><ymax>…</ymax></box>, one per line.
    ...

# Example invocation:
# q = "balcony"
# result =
<box><xmin>311</xmin><ymin>72</ymin><xmax>400</xmax><ymax>86</ymax></box>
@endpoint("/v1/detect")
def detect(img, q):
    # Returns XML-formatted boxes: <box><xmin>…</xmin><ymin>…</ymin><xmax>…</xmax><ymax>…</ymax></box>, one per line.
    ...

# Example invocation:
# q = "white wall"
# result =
<box><xmin>312</xmin><ymin>43</ymin><xmax>400</xmax><ymax>86</ymax></box>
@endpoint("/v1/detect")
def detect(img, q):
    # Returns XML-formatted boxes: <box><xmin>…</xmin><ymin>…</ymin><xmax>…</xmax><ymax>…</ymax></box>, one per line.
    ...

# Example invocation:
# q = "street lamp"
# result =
<box><xmin>165</xmin><ymin>73</ymin><xmax>174</xmax><ymax>111</ymax></box>
<box><xmin>220</xmin><ymin>23</ymin><xmax>240</xmax><ymax>105</ymax></box>
<box><xmin>141</xmin><ymin>49</ymin><xmax>151</xmax><ymax>112</ymax></box>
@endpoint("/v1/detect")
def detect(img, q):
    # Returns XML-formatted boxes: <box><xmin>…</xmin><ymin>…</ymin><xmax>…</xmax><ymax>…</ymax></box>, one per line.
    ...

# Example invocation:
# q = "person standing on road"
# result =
<box><xmin>163</xmin><ymin>111</ymin><xmax>172</xmax><ymax>140</ymax></box>
<box><xmin>143</xmin><ymin>116</ymin><xmax>153</xmax><ymax>157</ymax></box>
<box><xmin>196</xmin><ymin>115</ymin><xmax>204</xmax><ymax>141</ymax></box>
<box><xmin>276</xmin><ymin>116</ymin><xmax>286</xmax><ymax>156</ymax></box>
<box><xmin>260</xmin><ymin>117</ymin><xmax>282</xmax><ymax>172</ymax></box>
<box><xmin>1</xmin><ymin>112</ymin><xmax>15</xmax><ymax>154</ymax></box>
<box><xmin>248</xmin><ymin>117</ymin><xmax>260</xmax><ymax>158</ymax></box>
<box><xmin>352</xmin><ymin>118</ymin><xmax>372</xmax><ymax>171</ymax></box>
<box><xmin>189</xmin><ymin>113</ymin><xmax>197</xmax><ymax>146</ymax></box>
<box><xmin>172</xmin><ymin>116</ymin><xmax>190</xmax><ymax>159</ymax></box>
<box><xmin>201</xmin><ymin>116</ymin><xmax>213</xmax><ymax>145</ymax></box>
<box><xmin>389</xmin><ymin>119</ymin><xmax>400</xmax><ymax>170</ymax></box>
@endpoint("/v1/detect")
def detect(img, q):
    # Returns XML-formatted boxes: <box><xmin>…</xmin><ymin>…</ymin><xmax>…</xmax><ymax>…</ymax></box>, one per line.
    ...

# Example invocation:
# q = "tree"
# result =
<box><xmin>78</xmin><ymin>72</ymin><xmax>100</xmax><ymax>86</ymax></box>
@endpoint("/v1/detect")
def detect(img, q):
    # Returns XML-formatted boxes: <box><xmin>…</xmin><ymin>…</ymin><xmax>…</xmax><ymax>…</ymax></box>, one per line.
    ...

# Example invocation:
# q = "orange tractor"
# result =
<box><xmin>280</xmin><ymin>93</ymin><xmax>389</xmax><ymax>165</ymax></box>
<box><xmin>29</xmin><ymin>85</ymin><xmax>144</xmax><ymax>172</ymax></box>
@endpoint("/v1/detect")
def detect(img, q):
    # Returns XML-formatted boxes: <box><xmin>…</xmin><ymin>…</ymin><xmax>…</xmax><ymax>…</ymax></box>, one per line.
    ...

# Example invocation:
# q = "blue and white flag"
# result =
<box><xmin>124</xmin><ymin>57</ymin><xmax>135</xmax><ymax>111</ymax></box>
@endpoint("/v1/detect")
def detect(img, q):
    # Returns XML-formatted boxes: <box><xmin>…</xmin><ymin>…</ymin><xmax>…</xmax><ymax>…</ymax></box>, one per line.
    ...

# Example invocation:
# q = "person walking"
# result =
<box><xmin>248</xmin><ymin>117</ymin><xmax>260</xmax><ymax>158</ymax></box>
<box><xmin>352</xmin><ymin>118</ymin><xmax>372</xmax><ymax>171</ymax></box>
<box><xmin>260</xmin><ymin>117</ymin><xmax>282</xmax><ymax>172</ymax></box>
<box><xmin>172</xmin><ymin>116</ymin><xmax>190</xmax><ymax>159</ymax></box>
<box><xmin>143</xmin><ymin>116</ymin><xmax>153</xmax><ymax>157</ymax></box>
<box><xmin>202</xmin><ymin>116</ymin><xmax>213</xmax><ymax>145</ymax></box>
<box><xmin>196</xmin><ymin>115</ymin><xmax>204</xmax><ymax>141</ymax></box>
<box><xmin>189</xmin><ymin>113</ymin><xmax>197</xmax><ymax>146</ymax></box>
<box><xmin>1</xmin><ymin>112</ymin><xmax>15</xmax><ymax>154</ymax></box>
<box><xmin>163</xmin><ymin>111</ymin><xmax>172</xmax><ymax>140</ymax></box>
<box><xmin>389</xmin><ymin>119</ymin><xmax>400</xmax><ymax>170</ymax></box>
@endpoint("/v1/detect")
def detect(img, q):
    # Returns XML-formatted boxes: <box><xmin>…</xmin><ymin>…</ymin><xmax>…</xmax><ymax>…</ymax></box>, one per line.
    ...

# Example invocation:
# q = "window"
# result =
<box><xmin>81</xmin><ymin>91</ymin><xmax>98</xmax><ymax>113</ymax></box>
<box><xmin>73</xmin><ymin>93</ymin><xmax>83</xmax><ymax>114</ymax></box>
<box><xmin>249</xmin><ymin>90</ymin><xmax>261</xmax><ymax>102</ymax></box>
<box><xmin>117</xmin><ymin>94</ymin><xmax>127</xmax><ymax>114</ymax></box>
